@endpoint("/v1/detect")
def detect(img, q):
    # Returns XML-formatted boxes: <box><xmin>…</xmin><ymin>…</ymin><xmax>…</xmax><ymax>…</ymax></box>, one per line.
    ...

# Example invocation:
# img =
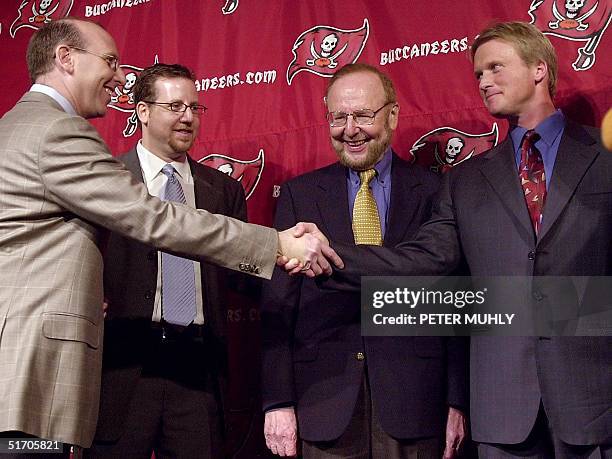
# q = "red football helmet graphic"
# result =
<box><xmin>410</xmin><ymin>124</ymin><xmax>499</xmax><ymax>173</ymax></box>
<box><xmin>286</xmin><ymin>19</ymin><xmax>369</xmax><ymax>85</ymax></box>
<box><xmin>199</xmin><ymin>149</ymin><xmax>264</xmax><ymax>200</ymax></box>
<box><xmin>10</xmin><ymin>0</ymin><xmax>73</xmax><ymax>38</ymax></box>
<box><xmin>528</xmin><ymin>0</ymin><xmax>611</xmax><ymax>70</ymax></box>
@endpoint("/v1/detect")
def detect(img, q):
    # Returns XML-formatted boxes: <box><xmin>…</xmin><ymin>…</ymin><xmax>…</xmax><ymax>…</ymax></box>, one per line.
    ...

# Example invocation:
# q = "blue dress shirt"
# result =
<box><xmin>510</xmin><ymin>110</ymin><xmax>565</xmax><ymax>191</ymax></box>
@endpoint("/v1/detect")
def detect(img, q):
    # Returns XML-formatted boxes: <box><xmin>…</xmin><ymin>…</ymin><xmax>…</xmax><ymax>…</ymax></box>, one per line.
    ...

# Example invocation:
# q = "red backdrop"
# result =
<box><xmin>1</xmin><ymin>1</ymin><xmax>610</xmax><ymax>456</ymax></box>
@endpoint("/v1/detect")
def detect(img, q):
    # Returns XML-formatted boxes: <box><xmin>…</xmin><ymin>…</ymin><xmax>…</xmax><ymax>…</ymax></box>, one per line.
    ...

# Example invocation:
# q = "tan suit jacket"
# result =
<box><xmin>0</xmin><ymin>92</ymin><xmax>276</xmax><ymax>447</ymax></box>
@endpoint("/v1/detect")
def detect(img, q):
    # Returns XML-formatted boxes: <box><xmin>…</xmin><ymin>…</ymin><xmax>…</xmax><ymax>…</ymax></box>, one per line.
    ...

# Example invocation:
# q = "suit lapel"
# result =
<box><xmin>478</xmin><ymin>139</ymin><xmax>535</xmax><ymax>242</ymax></box>
<box><xmin>385</xmin><ymin>153</ymin><xmax>421</xmax><ymax>246</ymax></box>
<box><xmin>538</xmin><ymin>123</ymin><xmax>599</xmax><ymax>242</ymax></box>
<box><xmin>121</xmin><ymin>148</ymin><xmax>145</xmax><ymax>183</ymax></box>
<box><xmin>315</xmin><ymin>163</ymin><xmax>355</xmax><ymax>243</ymax></box>
<box><xmin>189</xmin><ymin>158</ymin><xmax>217</xmax><ymax>211</ymax></box>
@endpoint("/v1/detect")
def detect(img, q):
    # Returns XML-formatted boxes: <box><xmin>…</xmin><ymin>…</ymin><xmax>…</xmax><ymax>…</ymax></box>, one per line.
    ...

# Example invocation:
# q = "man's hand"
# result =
<box><xmin>443</xmin><ymin>407</ymin><xmax>467</xmax><ymax>459</ymax></box>
<box><xmin>277</xmin><ymin>222</ymin><xmax>343</xmax><ymax>277</ymax></box>
<box><xmin>264</xmin><ymin>407</ymin><xmax>298</xmax><ymax>457</ymax></box>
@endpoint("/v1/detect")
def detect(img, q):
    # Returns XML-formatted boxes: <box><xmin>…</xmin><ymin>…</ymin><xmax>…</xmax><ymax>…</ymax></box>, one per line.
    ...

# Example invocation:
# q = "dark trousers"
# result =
<box><xmin>302</xmin><ymin>372</ymin><xmax>442</xmax><ymax>459</ymax></box>
<box><xmin>477</xmin><ymin>404</ymin><xmax>612</xmax><ymax>459</ymax></box>
<box><xmin>85</xmin><ymin>325</ymin><xmax>224</xmax><ymax>459</ymax></box>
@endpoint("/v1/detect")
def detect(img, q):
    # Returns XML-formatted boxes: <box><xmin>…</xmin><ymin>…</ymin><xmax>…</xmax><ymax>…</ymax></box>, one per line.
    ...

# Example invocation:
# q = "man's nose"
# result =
<box><xmin>344</xmin><ymin>115</ymin><xmax>360</xmax><ymax>136</ymax></box>
<box><xmin>479</xmin><ymin>73</ymin><xmax>492</xmax><ymax>91</ymax></box>
<box><xmin>180</xmin><ymin>106</ymin><xmax>194</xmax><ymax>122</ymax></box>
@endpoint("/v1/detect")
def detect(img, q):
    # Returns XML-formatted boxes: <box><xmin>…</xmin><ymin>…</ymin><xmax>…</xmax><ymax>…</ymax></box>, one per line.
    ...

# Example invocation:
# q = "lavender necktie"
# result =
<box><xmin>160</xmin><ymin>164</ymin><xmax>196</xmax><ymax>326</ymax></box>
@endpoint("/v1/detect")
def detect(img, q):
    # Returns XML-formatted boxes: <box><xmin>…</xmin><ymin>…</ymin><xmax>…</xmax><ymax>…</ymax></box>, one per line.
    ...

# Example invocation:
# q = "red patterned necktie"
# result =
<box><xmin>519</xmin><ymin>130</ymin><xmax>546</xmax><ymax>235</ymax></box>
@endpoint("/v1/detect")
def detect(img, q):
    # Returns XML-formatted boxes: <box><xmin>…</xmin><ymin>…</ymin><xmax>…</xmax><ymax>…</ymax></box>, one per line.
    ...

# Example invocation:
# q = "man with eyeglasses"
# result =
<box><xmin>83</xmin><ymin>63</ymin><xmax>241</xmax><ymax>458</ymax></box>
<box><xmin>0</xmin><ymin>18</ymin><xmax>341</xmax><ymax>457</ymax></box>
<box><xmin>261</xmin><ymin>63</ymin><xmax>468</xmax><ymax>458</ymax></box>
<box><xmin>311</xmin><ymin>23</ymin><xmax>612</xmax><ymax>459</ymax></box>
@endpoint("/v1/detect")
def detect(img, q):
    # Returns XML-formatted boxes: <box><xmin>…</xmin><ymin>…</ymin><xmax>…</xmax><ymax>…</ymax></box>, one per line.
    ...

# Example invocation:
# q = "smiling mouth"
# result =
<box><xmin>345</xmin><ymin>139</ymin><xmax>368</xmax><ymax>147</ymax></box>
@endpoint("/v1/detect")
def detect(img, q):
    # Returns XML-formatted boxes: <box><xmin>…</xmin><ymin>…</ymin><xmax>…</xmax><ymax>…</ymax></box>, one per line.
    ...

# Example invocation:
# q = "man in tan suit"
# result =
<box><xmin>0</xmin><ymin>18</ymin><xmax>340</xmax><ymax>456</ymax></box>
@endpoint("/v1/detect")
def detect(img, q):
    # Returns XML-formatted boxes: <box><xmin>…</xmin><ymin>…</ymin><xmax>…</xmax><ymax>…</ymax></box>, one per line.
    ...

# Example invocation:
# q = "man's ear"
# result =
<box><xmin>388</xmin><ymin>103</ymin><xmax>400</xmax><ymax>130</ymax></box>
<box><xmin>534</xmin><ymin>60</ymin><xmax>548</xmax><ymax>86</ymax></box>
<box><xmin>136</xmin><ymin>101</ymin><xmax>149</xmax><ymax>126</ymax></box>
<box><xmin>55</xmin><ymin>45</ymin><xmax>75</xmax><ymax>73</ymax></box>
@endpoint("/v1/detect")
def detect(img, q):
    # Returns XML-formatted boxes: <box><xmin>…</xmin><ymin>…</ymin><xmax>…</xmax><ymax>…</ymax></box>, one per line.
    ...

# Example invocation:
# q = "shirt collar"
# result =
<box><xmin>510</xmin><ymin>109</ymin><xmax>565</xmax><ymax>150</ymax></box>
<box><xmin>348</xmin><ymin>147</ymin><xmax>393</xmax><ymax>185</ymax></box>
<box><xmin>136</xmin><ymin>141</ymin><xmax>192</xmax><ymax>183</ymax></box>
<box><xmin>30</xmin><ymin>84</ymin><xmax>77</xmax><ymax>116</ymax></box>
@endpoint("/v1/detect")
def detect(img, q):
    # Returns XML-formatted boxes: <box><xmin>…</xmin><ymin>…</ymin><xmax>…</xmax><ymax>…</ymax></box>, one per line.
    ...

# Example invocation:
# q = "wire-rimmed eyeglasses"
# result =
<box><xmin>142</xmin><ymin>101</ymin><xmax>207</xmax><ymax>116</ymax></box>
<box><xmin>70</xmin><ymin>46</ymin><xmax>119</xmax><ymax>72</ymax></box>
<box><xmin>326</xmin><ymin>101</ymin><xmax>395</xmax><ymax>127</ymax></box>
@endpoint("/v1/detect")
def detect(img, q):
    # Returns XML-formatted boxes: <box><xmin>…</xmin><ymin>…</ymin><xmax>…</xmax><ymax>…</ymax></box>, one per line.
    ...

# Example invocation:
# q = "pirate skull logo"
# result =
<box><xmin>548</xmin><ymin>0</ymin><xmax>597</xmax><ymax>31</ymax></box>
<box><xmin>30</xmin><ymin>0</ymin><xmax>59</xmax><ymax>24</ymax></box>
<box><xmin>444</xmin><ymin>137</ymin><xmax>465</xmax><ymax>165</ymax></box>
<box><xmin>306</xmin><ymin>32</ymin><xmax>348</xmax><ymax>69</ymax></box>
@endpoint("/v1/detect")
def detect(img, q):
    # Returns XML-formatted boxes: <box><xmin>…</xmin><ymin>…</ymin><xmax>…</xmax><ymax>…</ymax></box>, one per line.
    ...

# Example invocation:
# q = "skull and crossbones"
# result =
<box><xmin>306</xmin><ymin>33</ymin><xmax>348</xmax><ymax>69</ymax></box>
<box><xmin>111</xmin><ymin>72</ymin><xmax>137</xmax><ymax>104</ymax></box>
<box><xmin>549</xmin><ymin>0</ymin><xmax>596</xmax><ymax>31</ymax></box>
<box><xmin>30</xmin><ymin>0</ymin><xmax>59</xmax><ymax>24</ymax></box>
<box><xmin>444</xmin><ymin>137</ymin><xmax>465</xmax><ymax>165</ymax></box>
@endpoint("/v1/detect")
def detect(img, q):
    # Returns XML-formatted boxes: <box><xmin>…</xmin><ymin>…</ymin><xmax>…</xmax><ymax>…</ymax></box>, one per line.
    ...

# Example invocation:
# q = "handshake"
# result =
<box><xmin>277</xmin><ymin>223</ymin><xmax>344</xmax><ymax>277</ymax></box>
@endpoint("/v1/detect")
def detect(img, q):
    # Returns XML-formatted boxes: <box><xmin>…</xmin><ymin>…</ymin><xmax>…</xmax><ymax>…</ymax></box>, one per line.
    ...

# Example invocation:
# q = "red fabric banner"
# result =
<box><xmin>0</xmin><ymin>1</ymin><xmax>610</xmax><ymax>455</ymax></box>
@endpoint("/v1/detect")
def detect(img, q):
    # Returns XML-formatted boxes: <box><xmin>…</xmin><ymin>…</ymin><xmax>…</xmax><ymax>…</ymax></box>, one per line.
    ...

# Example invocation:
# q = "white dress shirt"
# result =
<box><xmin>136</xmin><ymin>141</ymin><xmax>205</xmax><ymax>325</ymax></box>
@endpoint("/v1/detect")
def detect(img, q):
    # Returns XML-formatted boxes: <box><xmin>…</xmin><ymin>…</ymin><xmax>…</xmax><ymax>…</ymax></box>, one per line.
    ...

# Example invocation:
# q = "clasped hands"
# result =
<box><xmin>277</xmin><ymin>222</ymin><xmax>343</xmax><ymax>277</ymax></box>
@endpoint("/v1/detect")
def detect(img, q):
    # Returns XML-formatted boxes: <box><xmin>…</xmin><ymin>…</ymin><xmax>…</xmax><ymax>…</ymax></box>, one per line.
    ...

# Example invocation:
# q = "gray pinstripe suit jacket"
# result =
<box><xmin>0</xmin><ymin>92</ymin><xmax>276</xmax><ymax>447</ymax></box>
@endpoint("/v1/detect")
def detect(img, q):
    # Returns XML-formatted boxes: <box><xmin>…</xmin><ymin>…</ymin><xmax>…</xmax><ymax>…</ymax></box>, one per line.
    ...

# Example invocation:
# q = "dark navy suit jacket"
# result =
<box><xmin>326</xmin><ymin>125</ymin><xmax>612</xmax><ymax>445</ymax></box>
<box><xmin>261</xmin><ymin>153</ymin><xmax>469</xmax><ymax>441</ymax></box>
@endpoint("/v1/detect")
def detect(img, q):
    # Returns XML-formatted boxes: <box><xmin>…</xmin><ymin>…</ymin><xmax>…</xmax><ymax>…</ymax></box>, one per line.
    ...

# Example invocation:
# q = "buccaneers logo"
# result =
<box><xmin>410</xmin><ymin>124</ymin><xmax>499</xmax><ymax>173</ymax></box>
<box><xmin>107</xmin><ymin>57</ymin><xmax>158</xmax><ymax>138</ymax></box>
<box><xmin>10</xmin><ymin>0</ymin><xmax>73</xmax><ymax>37</ymax></box>
<box><xmin>286</xmin><ymin>19</ymin><xmax>369</xmax><ymax>85</ymax></box>
<box><xmin>199</xmin><ymin>149</ymin><xmax>264</xmax><ymax>200</ymax></box>
<box><xmin>528</xmin><ymin>0</ymin><xmax>611</xmax><ymax>70</ymax></box>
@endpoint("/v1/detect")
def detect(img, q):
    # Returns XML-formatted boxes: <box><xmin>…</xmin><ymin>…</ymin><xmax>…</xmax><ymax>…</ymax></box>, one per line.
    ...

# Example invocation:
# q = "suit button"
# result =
<box><xmin>356</xmin><ymin>352</ymin><xmax>365</xmax><ymax>361</ymax></box>
<box><xmin>144</xmin><ymin>290</ymin><xmax>153</xmax><ymax>300</ymax></box>
<box><xmin>147</xmin><ymin>250</ymin><xmax>156</xmax><ymax>261</ymax></box>
<box><xmin>528</xmin><ymin>251</ymin><xmax>536</xmax><ymax>260</ymax></box>
<box><xmin>532</xmin><ymin>291</ymin><xmax>544</xmax><ymax>301</ymax></box>
<box><xmin>239</xmin><ymin>263</ymin><xmax>246</xmax><ymax>271</ymax></box>
<box><xmin>254</xmin><ymin>267</ymin><xmax>261</xmax><ymax>275</ymax></box>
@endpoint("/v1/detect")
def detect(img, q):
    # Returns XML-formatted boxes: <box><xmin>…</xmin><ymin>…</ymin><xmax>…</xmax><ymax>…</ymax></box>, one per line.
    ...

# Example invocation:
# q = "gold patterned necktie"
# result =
<box><xmin>353</xmin><ymin>169</ymin><xmax>383</xmax><ymax>245</ymax></box>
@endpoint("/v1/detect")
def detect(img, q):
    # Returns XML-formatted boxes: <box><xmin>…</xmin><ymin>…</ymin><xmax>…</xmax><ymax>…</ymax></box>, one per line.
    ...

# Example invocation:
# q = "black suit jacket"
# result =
<box><xmin>261</xmin><ymin>153</ymin><xmax>468</xmax><ymax>442</ymax></box>
<box><xmin>94</xmin><ymin>148</ymin><xmax>248</xmax><ymax>442</ymax></box>
<box><xmin>327</xmin><ymin>124</ymin><xmax>612</xmax><ymax>445</ymax></box>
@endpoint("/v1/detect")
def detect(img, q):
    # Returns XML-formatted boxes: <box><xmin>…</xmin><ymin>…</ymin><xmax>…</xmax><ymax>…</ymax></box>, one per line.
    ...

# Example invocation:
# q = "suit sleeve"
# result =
<box><xmin>38</xmin><ymin>116</ymin><xmax>277</xmax><ymax>279</ymax></box>
<box><xmin>323</xmin><ymin>170</ymin><xmax>462</xmax><ymax>291</ymax></box>
<box><xmin>445</xmin><ymin>337</ymin><xmax>469</xmax><ymax>411</ymax></box>
<box><xmin>260</xmin><ymin>183</ymin><xmax>303</xmax><ymax>411</ymax></box>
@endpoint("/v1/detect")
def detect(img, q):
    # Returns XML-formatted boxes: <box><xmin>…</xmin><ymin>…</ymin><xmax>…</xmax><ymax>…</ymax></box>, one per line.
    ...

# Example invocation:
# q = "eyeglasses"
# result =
<box><xmin>70</xmin><ymin>46</ymin><xmax>119</xmax><ymax>72</ymax></box>
<box><xmin>326</xmin><ymin>101</ymin><xmax>395</xmax><ymax>127</ymax></box>
<box><xmin>143</xmin><ymin>101</ymin><xmax>207</xmax><ymax>115</ymax></box>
